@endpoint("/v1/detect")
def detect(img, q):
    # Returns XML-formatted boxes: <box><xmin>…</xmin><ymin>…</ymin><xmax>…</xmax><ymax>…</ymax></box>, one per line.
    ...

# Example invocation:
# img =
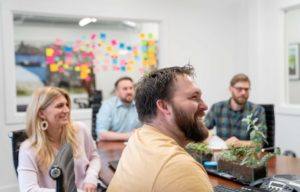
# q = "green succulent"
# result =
<box><xmin>219</xmin><ymin>113</ymin><xmax>276</xmax><ymax>168</ymax></box>
<box><xmin>186</xmin><ymin>142</ymin><xmax>212</xmax><ymax>155</ymax></box>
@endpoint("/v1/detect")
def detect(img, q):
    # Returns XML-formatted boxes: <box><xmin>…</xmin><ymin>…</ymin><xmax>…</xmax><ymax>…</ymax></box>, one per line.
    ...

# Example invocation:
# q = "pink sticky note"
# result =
<box><xmin>91</xmin><ymin>33</ymin><xmax>96</xmax><ymax>40</ymax></box>
<box><xmin>120</xmin><ymin>59</ymin><xmax>126</xmax><ymax>66</ymax></box>
<box><xmin>55</xmin><ymin>38</ymin><xmax>63</xmax><ymax>46</ymax></box>
<box><xmin>58</xmin><ymin>67</ymin><xmax>64</xmax><ymax>73</ymax></box>
<box><xmin>113</xmin><ymin>66</ymin><xmax>120</xmax><ymax>71</ymax></box>
<box><xmin>102</xmin><ymin>65</ymin><xmax>109</xmax><ymax>71</ymax></box>
<box><xmin>46</xmin><ymin>57</ymin><xmax>55</xmax><ymax>64</ymax></box>
<box><xmin>139</xmin><ymin>67</ymin><xmax>145</xmax><ymax>74</ymax></box>
<box><xmin>111</xmin><ymin>39</ymin><xmax>117</xmax><ymax>46</ymax></box>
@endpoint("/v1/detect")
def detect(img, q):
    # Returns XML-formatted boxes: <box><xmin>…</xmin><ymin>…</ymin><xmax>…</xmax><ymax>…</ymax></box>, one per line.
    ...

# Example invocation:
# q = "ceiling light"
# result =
<box><xmin>79</xmin><ymin>17</ymin><xmax>97</xmax><ymax>27</ymax></box>
<box><xmin>123</xmin><ymin>21</ymin><xmax>136</xmax><ymax>28</ymax></box>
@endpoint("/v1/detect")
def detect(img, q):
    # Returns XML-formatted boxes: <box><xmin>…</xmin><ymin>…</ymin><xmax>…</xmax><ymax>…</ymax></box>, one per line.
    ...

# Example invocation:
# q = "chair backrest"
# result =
<box><xmin>90</xmin><ymin>90</ymin><xmax>103</xmax><ymax>140</ymax></box>
<box><xmin>8</xmin><ymin>129</ymin><xmax>28</xmax><ymax>175</ymax></box>
<box><xmin>91</xmin><ymin>103</ymin><xmax>101</xmax><ymax>140</ymax></box>
<box><xmin>259</xmin><ymin>104</ymin><xmax>275</xmax><ymax>152</ymax></box>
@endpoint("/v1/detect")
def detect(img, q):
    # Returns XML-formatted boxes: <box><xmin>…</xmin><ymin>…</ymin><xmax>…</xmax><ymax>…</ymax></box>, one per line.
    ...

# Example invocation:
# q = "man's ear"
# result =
<box><xmin>156</xmin><ymin>99</ymin><xmax>171</xmax><ymax>116</ymax></box>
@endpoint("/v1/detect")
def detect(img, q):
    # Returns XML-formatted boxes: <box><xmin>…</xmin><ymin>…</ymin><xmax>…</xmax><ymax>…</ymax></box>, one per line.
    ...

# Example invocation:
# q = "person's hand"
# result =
<box><xmin>226</xmin><ymin>137</ymin><xmax>253</xmax><ymax>147</ymax></box>
<box><xmin>225</xmin><ymin>136</ymin><xmax>239</xmax><ymax>147</ymax></box>
<box><xmin>83</xmin><ymin>183</ymin><xmax>97</xmax><ymax>192</ymax></box>
<box><xmin>203</xmin><ymin>131</ymin><xmax>214</xmax><ymax>144</ymax></box>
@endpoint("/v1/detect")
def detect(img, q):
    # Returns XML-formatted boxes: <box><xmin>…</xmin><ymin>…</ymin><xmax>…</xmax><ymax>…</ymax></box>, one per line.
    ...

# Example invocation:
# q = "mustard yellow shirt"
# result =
<box><xmin>108</xmin><ymin>124</ymin><xmax>213</xmax><ymax>192</ymax></box>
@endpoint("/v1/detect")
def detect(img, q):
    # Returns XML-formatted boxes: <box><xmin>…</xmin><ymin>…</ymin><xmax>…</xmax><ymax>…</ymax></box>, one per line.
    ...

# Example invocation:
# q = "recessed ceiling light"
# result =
<box><xmin>123</xmin><ymin>20</ymin><xmax>136</xmax><ymax>28</ymax></box>
<box><xmin>79</xmin><ymin>17</ymin><xmax>97</xmax><ymax>27</ymax></box>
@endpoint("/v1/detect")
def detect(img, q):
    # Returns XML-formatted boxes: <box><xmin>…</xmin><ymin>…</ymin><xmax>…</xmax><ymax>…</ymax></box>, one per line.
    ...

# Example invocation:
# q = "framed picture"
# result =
<box><xmin>288</xmin><ymin>44</ymin><xmax>300</xmax><ymax>80</ymax></box>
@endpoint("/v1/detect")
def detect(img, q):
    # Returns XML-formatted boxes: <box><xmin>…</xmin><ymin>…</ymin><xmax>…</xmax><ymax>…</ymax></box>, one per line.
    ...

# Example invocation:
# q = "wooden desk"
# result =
<box><xmin>97</xmin><ymin>141</ymin><xmax>300</xmax><ymax>188</ymax></box>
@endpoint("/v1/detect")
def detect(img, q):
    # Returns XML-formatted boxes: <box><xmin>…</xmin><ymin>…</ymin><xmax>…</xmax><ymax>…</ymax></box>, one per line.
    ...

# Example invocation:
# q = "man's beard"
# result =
<box><xmin>172</xmin><ymin>103</ymin><xmax>208</xmax><ymax>143</ymax></box>
<box><xmin>232</xmin><ymin>95</ymin><xmax>248</xmax><ymax>106</ymax></box>
<box><xmin>121</xmin><ymin>94</ymin><xmax>133</xmax><ymax>104</ymax></box>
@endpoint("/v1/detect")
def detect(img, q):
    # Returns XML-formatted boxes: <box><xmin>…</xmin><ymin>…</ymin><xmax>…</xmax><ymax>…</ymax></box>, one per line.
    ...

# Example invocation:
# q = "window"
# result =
<box><xmin>285</xmin><ymin>8</ymin><xmax>300</xmax><ymax>104</ymax></box>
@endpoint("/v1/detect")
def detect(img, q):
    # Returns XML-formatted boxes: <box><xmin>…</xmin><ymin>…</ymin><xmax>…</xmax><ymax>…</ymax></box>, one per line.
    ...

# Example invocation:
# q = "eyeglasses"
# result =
<box><xmin>233</xmin><ymin>86</ymin><xmax>250</xmax><ymax>92</ymax></box>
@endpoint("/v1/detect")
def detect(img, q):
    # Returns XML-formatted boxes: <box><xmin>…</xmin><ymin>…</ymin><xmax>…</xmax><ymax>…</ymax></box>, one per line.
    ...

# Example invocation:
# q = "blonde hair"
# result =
<box><xmin>25</xmin><ymin>86</ymin><xmax>78</xmax><ymax>170</ymax></box>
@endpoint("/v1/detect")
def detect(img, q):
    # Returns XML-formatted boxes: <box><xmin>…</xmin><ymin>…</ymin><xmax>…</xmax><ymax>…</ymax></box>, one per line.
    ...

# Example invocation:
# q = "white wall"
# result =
<box><xmin>247</xmin><ymin>0</ymin><xmax>300</xmax><ymax>157</ymax></box>
<box><xmin>0</xmin><ymin>0</ymin><xmax>259</xmax><ymax>191</ymax></box>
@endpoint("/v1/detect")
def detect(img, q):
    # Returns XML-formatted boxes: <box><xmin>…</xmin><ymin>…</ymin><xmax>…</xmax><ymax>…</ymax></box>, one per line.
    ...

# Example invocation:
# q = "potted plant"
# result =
<box><xmin>186</xmin><ymin>142</ymin><xmax>213</xmax><ymax>164</ymax></box>
<box><xmin>217</xmin><ymin>113</ymin><xmax>278</xmax><ymax>183</ymax></box>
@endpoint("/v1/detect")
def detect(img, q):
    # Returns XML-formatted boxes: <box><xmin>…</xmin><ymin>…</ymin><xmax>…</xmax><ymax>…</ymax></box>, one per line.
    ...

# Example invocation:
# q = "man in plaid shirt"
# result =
<box><xmin>205</xmin><ymin>73</ymin><xmax>266</xmax><ymax>146</ymax></box>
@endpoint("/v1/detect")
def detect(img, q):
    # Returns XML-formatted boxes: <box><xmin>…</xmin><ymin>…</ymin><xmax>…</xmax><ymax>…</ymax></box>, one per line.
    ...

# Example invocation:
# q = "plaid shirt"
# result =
<box><xmin>204</xmin><ymin>99</ymin><xmax>266</xmax><ymax>140</ymax></box>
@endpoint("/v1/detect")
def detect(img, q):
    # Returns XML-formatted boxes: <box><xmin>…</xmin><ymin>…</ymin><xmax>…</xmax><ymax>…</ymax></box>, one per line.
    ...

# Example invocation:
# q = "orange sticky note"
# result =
<box><xmin>80</xmin><ymin>72</ymin><xmax>88</xmax><ymax>79</ymax></box>
<box><xmin>50</xmin><ymin>63</ymin><xmax>58</xmax><ymax>72</ymax></box>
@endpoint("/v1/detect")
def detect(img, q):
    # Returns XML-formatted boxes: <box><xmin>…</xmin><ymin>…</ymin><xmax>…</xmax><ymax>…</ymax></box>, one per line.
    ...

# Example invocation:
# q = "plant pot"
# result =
<box><xmin>187</xmin><ymin>149</ymin><xmax>213</xmax><ymax>164</ymax></box>
<box><xmin>218</xmin><ymin>159</ymin><xmax>267</xmax><ymax>183</ymax></box>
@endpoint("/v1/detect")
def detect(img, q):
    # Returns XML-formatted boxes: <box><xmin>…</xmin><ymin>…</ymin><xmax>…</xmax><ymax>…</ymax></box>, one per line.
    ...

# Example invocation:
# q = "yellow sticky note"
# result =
<box><xmin>80</xmin><ymin>72</ymin><xmax>88</xmax><ymax>79</ymax></box>
<box><xmin>149</xmin><ymin>58</ymin><xmax>157</xmax><ymax>66</ymax></box>
<box><xmin>106</xmin><ymin>46</ymin><xmax>112</xmax><ymax>52</ymax></box>
<box><xmin>50</xmin><ymin>63</ymin><xmax>58</xmax><ymax>72</ymax></box>
<box><xmin>127</xmin><ymin>65</ymin><xmax>134</xmax><ymax>72</ymax></box>
<box><xmin>139</xmin><ymin>33</ymin><xmax>145</xmax><ymax>39</ymax></box>
<box><xmin>46</xmin><ymin>48</ymin><xmax>54</xmax><ymax>57</ymax></box>
<box><xmin>57</xmin><ymin>61</ymin><xmax>63</xmax><ymax>66</ymax></box>
<box><xmin>75</xmin><ymin>66</ymin><xmax>81</xmax><ymax>71</ymax></box>
<box><xmin>63</xmin><ymin>64</ymin><xmax>69</xmax><ymax>69</ymax></box>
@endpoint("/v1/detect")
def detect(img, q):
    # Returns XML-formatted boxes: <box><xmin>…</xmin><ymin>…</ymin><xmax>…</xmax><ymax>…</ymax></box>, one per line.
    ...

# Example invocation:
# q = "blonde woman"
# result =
<box><xmin>18</xmin><ymin>87</ymin><xmax>101</xmax><ymax>192</ymax></box>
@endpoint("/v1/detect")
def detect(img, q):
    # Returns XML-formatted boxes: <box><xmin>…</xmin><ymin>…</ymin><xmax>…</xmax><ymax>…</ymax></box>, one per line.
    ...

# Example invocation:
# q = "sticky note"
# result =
<box><xmin>139</xmin><ymin>33</ymin><xmax>145</xmax><ymax>39</ymax></box>
<box><xmin>119</xmin><ymin>43</ymin><xmax>125</xmax><ymax>49</ymax></box>
<box><xmin>91</xmin><ymin>33</ymin><xmax>96</xmax><ymax>40</ymax></box>
<box><xmin>100</xmin><ymin>33</ymin><xmax>106</xmax><ymax>41</ymax></box>
<box><xmin>50</xmin><ymin>63</ymin><xmax>58</xmax><ymax>72</ymax></box>
<box><xmin>111</xmin><ymin>39</ymin><xmax>117</xmax><ymax>46</ymax></box>
<box><xmin>46</xmin><ymin>48</ymin><xmax>54</xmax><ymax>57</ymax></box>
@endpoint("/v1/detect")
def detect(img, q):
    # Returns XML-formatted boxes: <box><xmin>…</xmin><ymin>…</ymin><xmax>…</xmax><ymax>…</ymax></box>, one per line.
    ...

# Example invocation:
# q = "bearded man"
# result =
<box><xmin>205</xmin><ymin>73</ymin><xmax>266</xmax><ymax>146</ymax></box>
<box><xmin>108</xmin><ymin>65</ymin><xmax>213</xmax><ymax>192</ymax></box>
<box><xmin>96</xmin><ymin>76</ymin><xmax>141</xmax><ymax>141</ymax></box>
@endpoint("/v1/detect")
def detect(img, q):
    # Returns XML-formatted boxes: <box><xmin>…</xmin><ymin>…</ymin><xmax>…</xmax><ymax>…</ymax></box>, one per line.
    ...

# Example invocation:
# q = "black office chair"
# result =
<box><xmin>259</xmin><ymin>104</ymin><xmax>275</xmax><ymax>152</ymax></box>
<box><xmin>8</xmin><ymin>129</ymin><xmax>28</xmax><ymax>175</ymax></box>
<box><xmin>90</xmin><ymin>90</ymin><xmax>103</xmax><ymax>140</ymax></box>
<box><xmin>91</xmin><ymin>103</ymin><xmax>102</xmax><ymax>140</ymax></box>
<box><xmin>9</xmin><ymin>130</ymin><xmax>72</xmax><ymax>192</ymax></box>
<box><xmin>9</xmin><ymin>130</ymin><xmax>106</xmax><ymax>191</ymax></box>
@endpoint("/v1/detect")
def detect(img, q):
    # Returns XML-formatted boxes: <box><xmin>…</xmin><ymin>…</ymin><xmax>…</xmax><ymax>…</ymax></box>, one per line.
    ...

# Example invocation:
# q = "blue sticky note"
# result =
<box><xmin>126</xmin><ymin>46</ymin><xmax>132</xmax><ymax>51</ymax></box>
<box><xmin>112</xmin><ymin>58</ymin><xmax>118</xmax><ymax>64</ymax></box>
<box><xmin>120</xmin><ymin>66</ymin><xmax>126</xmax><ymax>72</ymax></box>
<box><xmin>64</xmin><ymin>46</ymin><xmax>73</xmax><ymax>52</ymax></box>
<box><xmin>135</xmin><ymin>56</ymin><xmax>140</xmax><ymax>61</ymax></box>
<box><xmin>141</xmin><ymin>46</ymin><xmax>147</xmax><ymax>52</ymax></box>
<box><xmin>100</xmin><ymin>33</ymin><xmax>106</xmax><ymax>40</ymax></box>
<box><xmin>119</xmin><ymin>43</ymin><xmax>125</xmax><ymax>49</ymax></box>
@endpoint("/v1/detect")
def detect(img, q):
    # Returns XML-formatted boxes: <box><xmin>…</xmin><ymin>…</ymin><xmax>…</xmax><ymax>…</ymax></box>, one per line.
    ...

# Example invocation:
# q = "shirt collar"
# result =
<box><xmin>227</xmin><ymin>98</ymin><xmax>249</xmax><ymax>112</ymax></box>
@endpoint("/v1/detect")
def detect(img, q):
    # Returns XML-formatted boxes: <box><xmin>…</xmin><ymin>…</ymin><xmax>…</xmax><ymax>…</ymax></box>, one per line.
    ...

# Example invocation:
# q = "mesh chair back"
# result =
<box><xmin>91</xmin><ymin>103</ymin><xmax>101</xmax><ymax>140</ymax></box>
<box><xmin>259</xmin><ymin>104</ymin><xmax>275</xmax><ymax>152</ymax></box>
<box><xmin>90</xmin><ymin>90</ymin><xmax>103</xmax><ymax>140</ymax></box>
<box><xmin>8</xmin><ymin>129</ymin><xmax>28</xmax><ymax>175</ymax></box>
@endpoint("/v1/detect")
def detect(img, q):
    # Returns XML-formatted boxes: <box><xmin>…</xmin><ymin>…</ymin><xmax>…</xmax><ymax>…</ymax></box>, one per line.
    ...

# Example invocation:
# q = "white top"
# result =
<box><xmin>17</xmin><ymin>122</ymin><xmax>101</xmax><ymax>192</ymax></box>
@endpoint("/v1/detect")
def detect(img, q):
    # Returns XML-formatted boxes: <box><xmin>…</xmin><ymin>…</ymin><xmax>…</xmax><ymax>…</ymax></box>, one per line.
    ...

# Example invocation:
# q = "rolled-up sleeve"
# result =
<box><xmin>205</xmin><ymin>104</ymin><xmax>216</xmax><ymax>130</ymax></box>
<box><xmin>96</xmin><ymin>102</ymin><xmax>112</xmax><ymax>136</ymax></box>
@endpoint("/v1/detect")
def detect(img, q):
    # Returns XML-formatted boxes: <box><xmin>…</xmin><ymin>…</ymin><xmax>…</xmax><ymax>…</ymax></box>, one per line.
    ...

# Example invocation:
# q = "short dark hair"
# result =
<box><xmin>135</xmin><ymin>65</ymin><xmax>195</xmax><ymax>123</ymax></box>
<box><xmin>230</xmin><ymin>73</ymin><xmax>250</xmax><ymax>86</ymax></box>
<box><xmin>114</xmin><ymin>76</ymin><xmax>133</xmax><ymax>88</ymax></box>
